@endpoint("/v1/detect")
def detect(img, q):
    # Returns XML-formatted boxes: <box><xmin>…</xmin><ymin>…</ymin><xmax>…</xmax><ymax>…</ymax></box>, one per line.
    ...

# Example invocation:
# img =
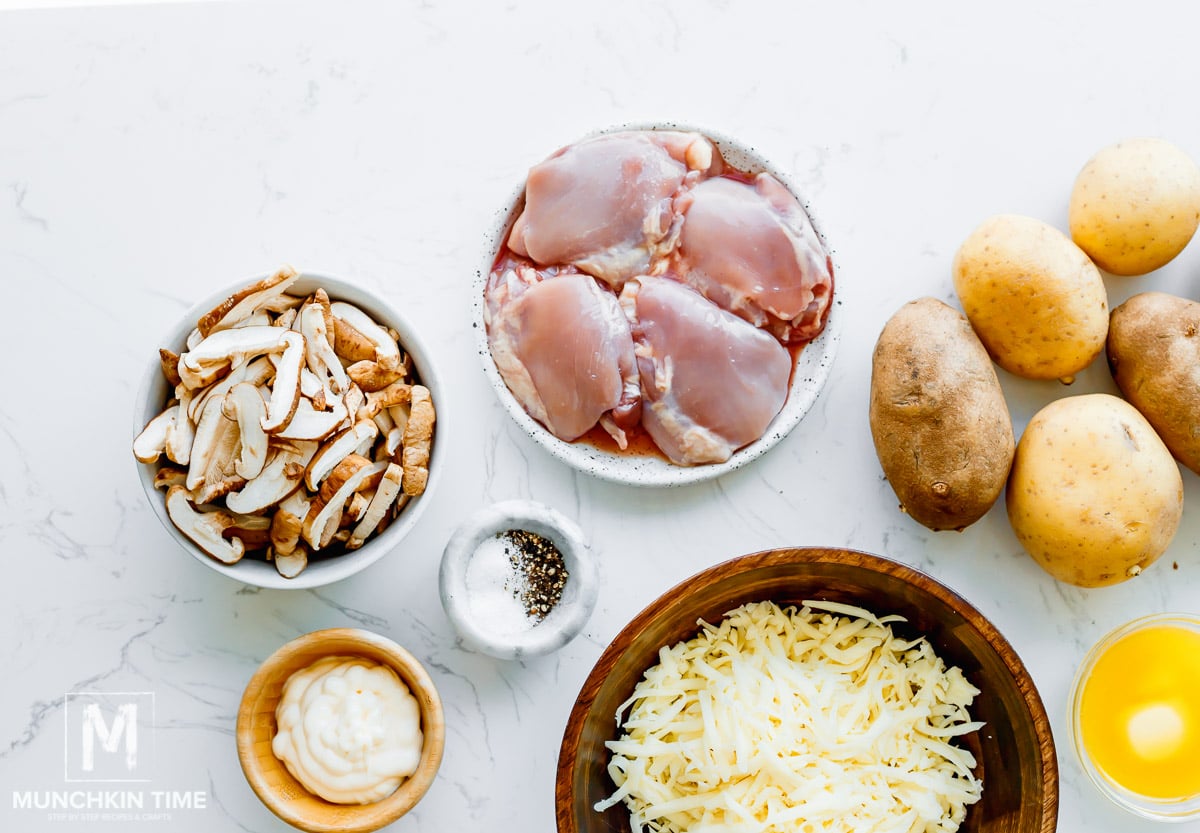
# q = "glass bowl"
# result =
<box><xmin>1069</xmin><ymin>612</ymin><xmax>1200</xmax><ymax>822</ymax></box>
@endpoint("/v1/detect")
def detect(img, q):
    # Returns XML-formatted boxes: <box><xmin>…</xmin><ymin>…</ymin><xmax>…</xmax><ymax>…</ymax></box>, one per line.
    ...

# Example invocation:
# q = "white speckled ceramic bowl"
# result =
<box><xmin>474</xmin><ymin>123</ymin><xmax>842</xmax><ymax>488</ymax></box>
<box><xmin>439</xmin><ymin>500</ymin><xmax>597</xmax><ymax>660</ymax></box>
<box><xmin>133</xmin><ymin>271</ymin><xmax>444</xmax><ymax>590</ymax></box>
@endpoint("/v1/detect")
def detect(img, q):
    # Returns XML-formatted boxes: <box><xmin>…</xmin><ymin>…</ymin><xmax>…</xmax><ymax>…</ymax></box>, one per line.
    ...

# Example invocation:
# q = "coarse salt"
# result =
<box><xmin>464</xmin><ymin>533</ymin><xmax>534</xmax><ymax>636</ymax></box>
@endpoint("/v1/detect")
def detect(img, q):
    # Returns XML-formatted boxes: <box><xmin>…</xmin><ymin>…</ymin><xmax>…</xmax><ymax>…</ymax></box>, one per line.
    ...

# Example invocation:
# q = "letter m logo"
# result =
<box><xmin>64</xmin><ymin>692</ymin><xmax>154</xmax><ymax>782</ymax></box>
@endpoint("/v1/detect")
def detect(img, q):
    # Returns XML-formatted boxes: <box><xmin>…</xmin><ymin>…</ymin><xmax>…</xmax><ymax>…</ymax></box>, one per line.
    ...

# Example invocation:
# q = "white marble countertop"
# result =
<box><xmin>3</xmin><ymin>1</ymin><xmax>1200</xmax><ymax>831</ymax></box>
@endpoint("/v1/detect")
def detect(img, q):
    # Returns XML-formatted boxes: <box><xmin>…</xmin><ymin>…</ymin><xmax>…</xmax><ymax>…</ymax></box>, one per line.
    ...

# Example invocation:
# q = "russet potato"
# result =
<box><xmin>1108</xmin><ymin>291</ymin><xmax>1200</xmax><ymax>474</ymax></box>
<box><xmin>870</xmin><ymin>297</ymin><xmax>1014</xmax><ymax>531</ymax></box>
<box><xmin>1006</xmin><ymin>393</ymin><xmax>1183</xmax><ymax>588</ymax></box>
<box><xmin>952</xmin><ymin>214</ymin><xmax>1108</xmax><ymax>383</ymax></box>
<box><xmin>1069</xmin><ymin>137</ymin><xmax>1200</xmax><ymax>276</ymax></box>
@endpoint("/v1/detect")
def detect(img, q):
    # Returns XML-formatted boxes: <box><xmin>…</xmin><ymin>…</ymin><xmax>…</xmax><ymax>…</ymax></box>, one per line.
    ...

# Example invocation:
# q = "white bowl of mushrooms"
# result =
<box><xmin>133</xmin><ymin>268</ymin><xmax>442</xmax><ymax>589</ymax></box>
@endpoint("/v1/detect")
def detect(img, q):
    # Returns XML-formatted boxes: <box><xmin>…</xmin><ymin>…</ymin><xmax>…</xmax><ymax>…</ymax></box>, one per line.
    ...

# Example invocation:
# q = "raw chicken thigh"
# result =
<box><xmin>485</xmin><ymin>263</ymin><xmax>641</xmax><ymax>445</ymax></box>
<box><xmin>507</xmin><ymin>131</ymin><xmax>721</xmax><ymax>289</ymax></box>
<box><xmin>620</xmin><ymin>276</ymin><xmax>792</xmax><ymax>466</ymax></box>
<box><xmin>676</xmin><ymin>172</ymin><xmax>833</xmax><ymax>343</ymax></box>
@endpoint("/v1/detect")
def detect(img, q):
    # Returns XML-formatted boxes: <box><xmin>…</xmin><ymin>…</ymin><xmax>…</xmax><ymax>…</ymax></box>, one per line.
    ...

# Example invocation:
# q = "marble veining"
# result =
<box><xmin>3</xmin><ymin>1</ymin><xmax>1200</xmax><ymax>831</ymax></box>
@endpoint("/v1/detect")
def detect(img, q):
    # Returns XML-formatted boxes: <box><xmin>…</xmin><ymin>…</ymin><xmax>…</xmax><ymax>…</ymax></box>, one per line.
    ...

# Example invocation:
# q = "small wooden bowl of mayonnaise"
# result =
<box><xmin>237</xmin><ymin>628</ymin><xmax>445</xmax><ymax>833</ymax></box>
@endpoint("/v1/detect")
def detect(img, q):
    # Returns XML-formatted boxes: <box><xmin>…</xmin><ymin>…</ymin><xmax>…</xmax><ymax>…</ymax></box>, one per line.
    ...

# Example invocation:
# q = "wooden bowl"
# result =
<box><xmin>237</xmin><ymin>628</ymin><xmax>445</xmax><ymax>833</ymax></box>
<box><xmin>556</xmin><ymin>547</ymin><xmax>1058</xmax><ymax>833</ymax></box>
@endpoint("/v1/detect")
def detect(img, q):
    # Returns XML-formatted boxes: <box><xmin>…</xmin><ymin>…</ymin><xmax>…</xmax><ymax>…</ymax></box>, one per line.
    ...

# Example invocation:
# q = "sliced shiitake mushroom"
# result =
<box><xmin>347</xmin><ymin>360</ymin><xmax>406</xmax><ymax>392</ymax></box>
<box><xmin>164</xmin><ymin>387</ymin><xmax>196</xmax><ymax>466</ymax></box>
<box><xmin>302</xmin><ymin>455</ymin><xmax>387</xmax><ymax>550</ymax></box>
<box><xmin>153</xmin><ymin>466</ymin><xmax>188</xmax><ymax>491</ymax></box>
<box><xmin>273</xmin><ymin>398</ymin><xmax>347</xmax><ymax>442</ymax></box>
<box><xmin>224</xmin><ymin>440</ymin><xmax>317</xmax><ymax>515</ymax></box>
<box><xmin>165</xmin><ymin>485</ymin><xmax>245</xmax><ymax>565</ymax></box>
<box><xmin>273</xmin><ymin>547</ymin><xmax>308</xmax><ymax>579</ymax></box>
<box><xmin>223</xmin><ymin>383</ymin><xmax>269</xmax><ymax>480</ymax></box>
<box><xmin>305</xmin><ymin>421</ymin><xmax>378</xmax><ymax>492</ymax></box>
<box><xmin>142</xmin><ymin>271</ymin><xmax>436</xmax><ymax>577</ymax></box>
<box><xmin>190</xmin><ymin>355</ymin><xmax>274</xmax><ymax>423</ymax></box>
<box><xmin>134</xmin><ymin>405</ymin><xmax>178</xmax><ymax>464</ymax></box>
<box><xmin>331</xmin><ymin>301</ymin><xmax>402</xmax><ymax>370</ymax></box>
<box><xmin>347</xmin><ymin>462</ymin><xmax>403</xmax><ymax>550</ymax></box>
<box><xmin>159</xmin><ymin>348</ymin><xmax>183</xmax><ymax>388</ymax></box>
<box><xmin>222</xmin><ymin>513</ymin><xmax>273</xmax><ymax>549</ymax></box>
<box><xmin>261</xmin><ymin>331</ymin><xmax>305</xmax><ymax>433</ymax></box>
<box><xmin>197</xmin><ymin>265</ymin><xmax>299</xmax><ymax>336</ymax></box>
<box><xmin>299</xmin><ymin>299</ymin><xmax>349</xmax><ymax>394</ymax></box>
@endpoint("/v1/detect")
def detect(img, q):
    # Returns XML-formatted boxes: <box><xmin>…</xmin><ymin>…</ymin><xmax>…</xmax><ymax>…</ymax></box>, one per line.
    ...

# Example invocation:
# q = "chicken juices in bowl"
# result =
<box><xmin>477</xmin><ymin>126</ymin><xmax>841</xmax><ymax>487</ymax></box>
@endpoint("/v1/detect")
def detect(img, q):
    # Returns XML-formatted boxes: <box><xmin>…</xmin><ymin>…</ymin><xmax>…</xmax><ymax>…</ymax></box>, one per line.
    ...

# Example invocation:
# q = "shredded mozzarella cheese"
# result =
<box><xmin>595</xmin><ymin>600</ymin><xmax>984</xmax><ymax>833</ymax></box>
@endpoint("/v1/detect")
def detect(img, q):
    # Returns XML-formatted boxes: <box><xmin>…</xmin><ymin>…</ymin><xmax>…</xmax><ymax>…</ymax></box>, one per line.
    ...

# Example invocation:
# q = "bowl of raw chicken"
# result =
<box><xmin>475</xmin><ymin>124</ymin><xmax>842</xmax><ymax>487</ymax></box>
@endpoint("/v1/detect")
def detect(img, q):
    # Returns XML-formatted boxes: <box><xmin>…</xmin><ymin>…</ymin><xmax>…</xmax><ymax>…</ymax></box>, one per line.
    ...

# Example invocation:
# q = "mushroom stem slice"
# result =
<box><xmin>372</xmin><ymin>408</ymin><xmax>395</xmax><ymax>434</ymax></box>
<box><xmin>274</xmin><ymin>306</ymin><xmax>299</xmax><ymax>331</ymax></box>
<box><xmin>164</xmin><ymin>485</ymin><xmax>245</xmax><ymax>565</ymax></box>
<box><xmin>343</xmin><ymin>384</ymin><xmax>366</xmax><ymax>424</ymax></box>
<box><xmin>197</xmin><ymin>266</ymin><xmax>299</xmax><ymax>336</ymax></box>
<box><xmin>401</xmin><ymin>385</ymin><xmax>435</xmax><ymax>496</ymax></box>
<box><xmin>134</xmin><ymin>405</ymin><xmax>178</xmax><ymax>464</ymax></box>
<box><xmin>346</xmin><ymin>492</ymin><xmax>371</xmax><ymax>525</ymax></box>
<box><xmin>347</xmin><ymin>462</ymin><xmax>403</xmax><ymax>550</ymax></box>
<box><xmin>385</xmin><ymin>426</ymin><xmax>404</xmax><ymax>458</ymax></box>
<box><xmin>331</xmin><ymin>301</ymin><xmax>402</xmax><ymax>371</ymax></box>
<box><xmin>261</xmin><ymin>331</ymin><xmax>305</xmax><ymax>433</ymax></box>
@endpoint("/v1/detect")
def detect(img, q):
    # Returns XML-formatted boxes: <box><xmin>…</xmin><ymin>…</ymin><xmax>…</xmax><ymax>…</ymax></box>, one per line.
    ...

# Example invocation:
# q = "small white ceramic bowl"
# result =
<box><xmin>439</xmin><ymin>500</ymin><xmax>597</xmax><ymax>660</ymax></box>
<box><xmin>474</xmin><ymin>123</ymin><xmax>842</xmax><ymax>488</ymax></box>
<box><xmin>133</xmin><ymin>271</ymin><xmax>444</xmax><ymax>590</ymax></box>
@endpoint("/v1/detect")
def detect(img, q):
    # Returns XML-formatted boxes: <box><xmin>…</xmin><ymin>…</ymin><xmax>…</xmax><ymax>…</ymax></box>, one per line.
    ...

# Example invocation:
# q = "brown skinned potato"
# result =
<box><xmin>869</xmin><ymin>297</ymin><xmax>1015</xmax><ymax>531</ymax></box>
<box><xmin>1108</xmin><ymin>291</ymin><xmax>1200</xmax><ymax>474</ymax></box>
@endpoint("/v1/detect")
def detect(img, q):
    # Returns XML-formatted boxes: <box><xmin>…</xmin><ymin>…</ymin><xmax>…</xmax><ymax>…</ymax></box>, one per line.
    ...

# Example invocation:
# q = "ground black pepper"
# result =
<box><xmin>501</xmin><ymin>529</ymin><xmax>568</xmax><ymax>622</ymax></box>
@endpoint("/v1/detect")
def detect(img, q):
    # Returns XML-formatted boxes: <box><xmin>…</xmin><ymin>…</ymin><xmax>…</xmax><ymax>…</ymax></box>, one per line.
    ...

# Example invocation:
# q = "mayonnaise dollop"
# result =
<box><xmin>272</xmin><ymin>655</ymin><xmax>423</xmax><ymax>804</ymax></box>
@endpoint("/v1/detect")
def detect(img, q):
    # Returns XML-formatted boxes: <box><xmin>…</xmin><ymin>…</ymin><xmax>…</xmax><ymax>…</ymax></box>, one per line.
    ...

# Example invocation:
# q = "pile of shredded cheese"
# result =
<box><xmin>595</xmin><ymin>600</ymin><xmax>984</xmax><ymax>833</ymax></box>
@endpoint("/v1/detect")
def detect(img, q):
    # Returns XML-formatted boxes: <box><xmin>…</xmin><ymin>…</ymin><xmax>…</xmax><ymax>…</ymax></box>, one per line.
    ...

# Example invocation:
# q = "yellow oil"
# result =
<box><xmin>1079</xmin><ymin>624</ymin><xmax>1200</xmax><ymax>800</ymax></box>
